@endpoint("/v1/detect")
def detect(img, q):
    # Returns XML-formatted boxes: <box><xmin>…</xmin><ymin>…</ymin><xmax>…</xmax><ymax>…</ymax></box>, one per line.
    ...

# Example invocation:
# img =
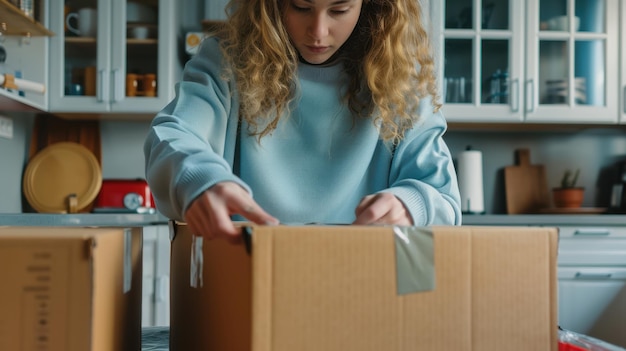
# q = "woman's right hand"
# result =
<box><xmin>184</xmin><ymin>182</ymin><xmax>279</xmax><ymax>244</ymax></box>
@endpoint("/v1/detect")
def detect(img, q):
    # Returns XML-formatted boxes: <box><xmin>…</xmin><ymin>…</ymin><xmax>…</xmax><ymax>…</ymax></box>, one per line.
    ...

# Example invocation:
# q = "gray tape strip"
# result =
<box><xmin>190</xmin><ymin>235</ymin><xmax>204</xmax><ymax>288</ymax></box>
<box><xmin>123</xmin><ymin>228</ymin><xmax>132</xmax><ymax>293</ymax></box>
<box><xmin>394</xmin><ymin>226</ymin><xmax>435</xmax><ymax>295</ymax></box>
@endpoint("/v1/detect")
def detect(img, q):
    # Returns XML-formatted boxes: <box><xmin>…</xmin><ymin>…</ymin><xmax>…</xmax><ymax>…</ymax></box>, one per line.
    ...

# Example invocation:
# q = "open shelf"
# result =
<box><xmin>0</xmin><ymin>0</ymin><xmax>54</xmax><ymax>36</ymax></box>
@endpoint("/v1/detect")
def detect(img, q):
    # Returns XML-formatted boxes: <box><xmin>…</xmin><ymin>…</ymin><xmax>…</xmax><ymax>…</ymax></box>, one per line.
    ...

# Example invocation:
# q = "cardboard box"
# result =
<box><xmin>0</xmin><ymin>227</ymin><xmax>143</xmax><ymax>351</ymax></box>
<box><xmin>170</xmin><ymin>224</ymin><xmax>559</xmax><ymax>351</ymax></box>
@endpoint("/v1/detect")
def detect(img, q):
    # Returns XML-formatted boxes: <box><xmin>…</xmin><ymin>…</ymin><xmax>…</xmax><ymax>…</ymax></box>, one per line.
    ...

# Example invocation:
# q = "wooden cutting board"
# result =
<box><xmin>28</xmin><ymin>114</ymin><xmax>101</xmax><ymax>163</ymax></box>
<box><xmin>504</xmin><ymin>149</ymin><xmax>549</xmax><ymax>214</ymax></box>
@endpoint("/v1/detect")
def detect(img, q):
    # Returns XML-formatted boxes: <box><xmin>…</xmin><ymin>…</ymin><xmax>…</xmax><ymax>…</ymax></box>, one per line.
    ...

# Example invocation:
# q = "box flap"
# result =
<box><xmin>249</xmin><ymin>225</ymin><xmax>558</xmax><ymax>351</ymax></box>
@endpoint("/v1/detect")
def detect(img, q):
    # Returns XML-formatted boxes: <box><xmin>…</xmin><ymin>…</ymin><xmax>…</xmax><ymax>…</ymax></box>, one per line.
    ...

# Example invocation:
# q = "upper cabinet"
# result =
<box><xmin>48</xmin><ymin>0</ymin><xmax>178</xmax><ymax>115</ymax></box>
<box><xmin>430</xmin><ymin>0</ymin><xmax>619</xmax><ymax>124</ymax></box>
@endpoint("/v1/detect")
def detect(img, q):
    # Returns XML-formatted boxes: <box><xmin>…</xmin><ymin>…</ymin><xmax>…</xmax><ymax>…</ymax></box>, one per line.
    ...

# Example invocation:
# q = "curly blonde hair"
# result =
<box><xmin>219</xmin><ymin>0</ymin><xmax>440</xmax><ymax>142</ymax></box>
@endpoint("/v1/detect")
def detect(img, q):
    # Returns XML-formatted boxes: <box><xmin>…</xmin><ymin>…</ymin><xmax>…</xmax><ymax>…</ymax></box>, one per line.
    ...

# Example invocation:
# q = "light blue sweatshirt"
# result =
<box><xmin>144</xmin><ymin>37</ymin><xmax>462</xmax><ymax>225</ymax></box>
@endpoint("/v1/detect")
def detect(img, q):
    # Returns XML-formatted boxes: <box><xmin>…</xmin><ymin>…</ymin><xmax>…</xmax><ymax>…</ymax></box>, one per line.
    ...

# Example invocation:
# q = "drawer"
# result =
<box><xmin>558</xmin><ymin>267</ymin><xmax>626</xmax><ymax>280</ymax></box>
<box><xmin>558</xmin><ymin>229</ymin><xmax>626</xmax><ymax>266</ymax></box>
<box><xmin>557</xmin><ymin>226</ymin><xmax>626</xmax><ymax>238</ymax></box>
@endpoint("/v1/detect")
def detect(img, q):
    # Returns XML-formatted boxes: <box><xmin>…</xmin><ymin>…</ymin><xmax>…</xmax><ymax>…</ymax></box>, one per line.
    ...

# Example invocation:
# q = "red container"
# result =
<box><xmin>558</xmin><ymin>341</ymin><xmax>588</xmax><ymax>351</ymax></box>
<box><xmin>94</xmin><ymin>179</ymin><xmax>155</xmax><ymax>212</ymax></box>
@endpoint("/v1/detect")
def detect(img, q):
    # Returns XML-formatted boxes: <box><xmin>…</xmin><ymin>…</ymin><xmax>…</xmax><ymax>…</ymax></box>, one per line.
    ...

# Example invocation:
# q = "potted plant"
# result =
<box><xmin>552</xmin><ymin>169</ymin><xmax>584</xmax><ymax>208</ymax></box>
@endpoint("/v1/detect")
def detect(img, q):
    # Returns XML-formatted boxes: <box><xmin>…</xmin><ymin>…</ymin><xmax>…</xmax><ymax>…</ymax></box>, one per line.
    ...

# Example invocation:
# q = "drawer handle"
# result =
<box><xmin>573</xmin><ymin>229</ymin><xmax>610</xmax><ymax>236</ymax></box>
<box><xmin>575</xmin><ymin>272</ymin><xmax>612</xmax><ymax>280</ymax></box>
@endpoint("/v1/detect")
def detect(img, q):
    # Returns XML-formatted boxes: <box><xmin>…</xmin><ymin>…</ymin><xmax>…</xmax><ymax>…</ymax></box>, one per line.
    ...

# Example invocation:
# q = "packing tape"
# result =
<box><xmin>393</xmin><ymin>226</ymin><xmax>435</xmax><ymax>295</ymax></box>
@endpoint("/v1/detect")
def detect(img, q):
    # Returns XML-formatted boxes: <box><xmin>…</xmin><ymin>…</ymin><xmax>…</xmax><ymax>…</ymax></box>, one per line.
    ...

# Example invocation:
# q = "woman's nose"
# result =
<box><xmin>308</xmin><ymin>14</ymin><xmax>329</xmax><ymax>39</ymax></box>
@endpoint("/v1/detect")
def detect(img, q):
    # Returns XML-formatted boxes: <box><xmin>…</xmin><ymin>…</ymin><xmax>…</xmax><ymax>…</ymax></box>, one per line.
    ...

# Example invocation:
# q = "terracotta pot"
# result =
<box><xmin>552</xmin><ymin>187</ymin><xmax>584</xmax><ymax>208</ymax></box>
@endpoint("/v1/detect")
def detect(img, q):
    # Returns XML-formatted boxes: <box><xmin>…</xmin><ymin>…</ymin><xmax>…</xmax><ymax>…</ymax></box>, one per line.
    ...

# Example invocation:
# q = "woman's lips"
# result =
<box><xmin>306</xmin><ymin>45</ymin><xmax>330</xmax><ymax>54</ymax></box>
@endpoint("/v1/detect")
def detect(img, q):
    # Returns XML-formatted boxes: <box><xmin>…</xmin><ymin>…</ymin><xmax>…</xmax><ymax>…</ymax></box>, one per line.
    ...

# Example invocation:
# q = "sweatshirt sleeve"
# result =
<box><xmin>143</xmin><ymin>38</ymin><xmax>249</xmax><ymax>221</ymax></box>
<box><xmin>385</xmin><ymin>98</ymin><xmax>462</xmax><ymax>225</ymax></box>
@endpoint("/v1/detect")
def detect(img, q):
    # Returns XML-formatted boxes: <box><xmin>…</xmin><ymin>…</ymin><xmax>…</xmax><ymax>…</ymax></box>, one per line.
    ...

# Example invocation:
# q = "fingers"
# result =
<box><xmin>236</xmin><ymin>200</ymin><xmax>280</xmax><ymax>226</ymax></box>
<box><xmin>353</xmin><ymin>193</ymin><xmax>413</xmax><ymax>226</ymax></box>
<box><xmin>184</xmin><ymin>182</ymin><xmax>279</xmax><ymax>243</ymax></box>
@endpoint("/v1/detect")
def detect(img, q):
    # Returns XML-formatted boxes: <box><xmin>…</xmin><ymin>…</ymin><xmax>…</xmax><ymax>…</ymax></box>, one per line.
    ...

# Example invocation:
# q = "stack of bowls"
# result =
<box><xmin>545</xmin><ymin>77</ymin><xmax>586</xmax><ymax>104</ymax></box>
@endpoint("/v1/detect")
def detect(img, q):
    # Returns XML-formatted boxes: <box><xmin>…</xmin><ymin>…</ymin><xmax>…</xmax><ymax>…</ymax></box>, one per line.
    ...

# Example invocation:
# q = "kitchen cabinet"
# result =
<box><xmin>142</xmin><ymin>224</ymin><xmax>170</xmax><ymax>327</ymax></box>
<box><xmin>430</xmin><ymin>0</ymin><xmax>619</xmax><ymax>124</ymax></box>
<box><xmin>556</xmin><ymin>226</ymin><xmax>626</xmax><ymax>347</ymax></box>
<box><xmin>48</xmin><ymin>0</ymin><xmax>178</xmax><ymax>114</ymax></box>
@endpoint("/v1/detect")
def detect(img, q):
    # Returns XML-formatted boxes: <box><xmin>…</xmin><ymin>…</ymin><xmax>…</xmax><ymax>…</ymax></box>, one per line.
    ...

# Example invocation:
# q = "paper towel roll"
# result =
<box><xmin>457</xmin><ymin>149</ymin><xmax>485</xmax><ymax>213</ymax></box>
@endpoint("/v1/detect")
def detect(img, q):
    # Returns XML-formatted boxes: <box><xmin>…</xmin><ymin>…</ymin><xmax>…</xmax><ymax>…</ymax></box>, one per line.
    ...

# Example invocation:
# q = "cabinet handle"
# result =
<box><xmin>97</xmin><ymin>69</ymin><xmax>106</xmax><ymax>102</ymax></box>
<box><xmin>112</xmin><ymin>69</ymin><xmax>123</xmax><ymax>102</ymax></box>
<box><xmin>573</xmin><ymin>229</ymin><xmax>611</xmax><ymax>236</ymax></box>
<box><xmin>511</xmin><ymin>79</ymin><xmax>519</xmax><ymax>112</ymax></box>
<box><xmin>575</xmin><ymin>272</ymin><xmax>613</xmax><ymax>280</ymax></box>
<box><xmin>525</xmin><ymin>79</ymin><xmax>535</xmax><ymax>113</ymax></box>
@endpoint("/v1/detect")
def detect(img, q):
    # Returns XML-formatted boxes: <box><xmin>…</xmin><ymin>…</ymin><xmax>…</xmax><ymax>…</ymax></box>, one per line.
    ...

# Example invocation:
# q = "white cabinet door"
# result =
<box><xmin>557</xmin><ymin>226</ymin><xmax>626</xmax><ymax>348</ymax></box>
<box><xmin>558</xmin><ymin>267</ymin><xmax>626</xmax><ymax>348</ymax></box>
<box><xmin>431</xmin><ymin>0</ymin><xmax>619</xmax><ymax>124</ymax></box>
<box><xmin>142</xmin><ymin>224</ymin><xmax>170</xmax><ymax>327</ymax></box>
<box><xmin>48</xmin><ymin>0</ymin><xmax>177</xmax><ymax>114</ymax></box>
<box><xmin>431</xmin><ymin>0</ymin><xmax>526</xmax><ymax>122</ymax></box>
<box><xmin>524</xmin><ymin>0</ymin><xmax>619</xmax><ymax>124</ymax></box>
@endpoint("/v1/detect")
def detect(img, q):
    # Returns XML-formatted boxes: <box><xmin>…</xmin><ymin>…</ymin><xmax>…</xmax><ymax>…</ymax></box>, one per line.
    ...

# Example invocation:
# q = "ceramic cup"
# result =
<box><xmin>126</xmin><ymin>74</ymin><xmax>139</xmax><ymax>97</ymax></box>
<box><xmin>66</xmin><ymin>8</ymin><xmax>98</xmax><ymax>37</ymax></box>
<box><xmin>142</xmin><ymin>74</ymin><xmax>157</xmax><ymax>96</ymax></box>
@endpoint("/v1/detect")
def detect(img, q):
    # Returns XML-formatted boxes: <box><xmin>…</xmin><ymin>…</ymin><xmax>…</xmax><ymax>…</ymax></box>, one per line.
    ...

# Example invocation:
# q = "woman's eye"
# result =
<box><xmin>291</xmin><ymin>3</ymin><xmax>310</xmax><ymax>12</ymax></box>
<box><xmin>330</xmin><ymin>8</ymin><xmax>350</xmax><ymax>15</ymax></box>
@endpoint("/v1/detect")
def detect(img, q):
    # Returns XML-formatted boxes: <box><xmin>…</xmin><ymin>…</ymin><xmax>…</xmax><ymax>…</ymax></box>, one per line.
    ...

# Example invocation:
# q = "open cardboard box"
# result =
<box><xmin>170</xmin><ymin>224</ymin><xmax>559</xmax><ymax>351</ymax></box>
<box><xmin>0</xmin><ymin>226</ymin><xmax>142</xmax><ymax>351</ymax></box>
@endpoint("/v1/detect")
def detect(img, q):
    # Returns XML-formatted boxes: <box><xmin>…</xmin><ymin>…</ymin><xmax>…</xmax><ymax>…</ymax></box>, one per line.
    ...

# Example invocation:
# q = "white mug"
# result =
<box><xmin>66</xmin><ymin>8</ymin><xmax>98</xmax><ymax>37</ymax></box>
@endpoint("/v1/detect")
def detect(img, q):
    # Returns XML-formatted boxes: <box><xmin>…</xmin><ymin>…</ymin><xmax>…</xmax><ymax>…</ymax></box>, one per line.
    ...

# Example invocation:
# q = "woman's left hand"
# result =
<box><xmin>353</xmin><ymin>192</ymin><xmax>413</xmax><ymax>225</ymax></box>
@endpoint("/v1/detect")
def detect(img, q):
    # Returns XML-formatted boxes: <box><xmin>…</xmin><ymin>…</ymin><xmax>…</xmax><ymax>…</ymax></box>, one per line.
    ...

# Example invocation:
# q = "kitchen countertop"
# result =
<box><xmin>0</xmin><ymin>213</ymin><xmax>169</xmax><ymax>227</ymax></box>
<box><xmin>1</xmin><ymin>213</ymin><xmax>624</xmax><ymax>227</ymax></box>
<box><xmin>462</xmin><ymin>214</ymin><xmax>626</xmax><ymax>226</ymax></box>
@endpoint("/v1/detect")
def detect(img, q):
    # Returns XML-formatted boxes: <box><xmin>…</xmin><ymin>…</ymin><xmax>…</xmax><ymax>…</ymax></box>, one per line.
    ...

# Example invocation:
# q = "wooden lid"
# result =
<box><xmin>23</xmin><ymin>142</ymin><xmax>102</xmax><ymax>213</ymax></box>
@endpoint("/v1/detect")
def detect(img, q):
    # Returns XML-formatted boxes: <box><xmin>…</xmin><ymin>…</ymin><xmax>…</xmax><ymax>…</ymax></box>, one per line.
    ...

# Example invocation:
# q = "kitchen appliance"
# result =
<box><xmin>93</xmin><ymin>179</ymin><xmax>156</xmax><ymax>213</ymax></box>
<box><xmin>609</xmin><ymin>161</ymin><xmax>626</xmax><ymax>213</ymax></box>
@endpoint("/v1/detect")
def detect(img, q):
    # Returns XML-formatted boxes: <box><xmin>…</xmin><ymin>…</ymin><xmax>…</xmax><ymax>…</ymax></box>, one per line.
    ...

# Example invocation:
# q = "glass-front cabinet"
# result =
<box><xmin>48</xmin><ymin>0</ymin><xmax>177</xmax><ymax>114</ymax></box>
<box><xmin>430</xmin><ymin>0</ymin><xmax>619</xmax><ymax>123</ymax></box>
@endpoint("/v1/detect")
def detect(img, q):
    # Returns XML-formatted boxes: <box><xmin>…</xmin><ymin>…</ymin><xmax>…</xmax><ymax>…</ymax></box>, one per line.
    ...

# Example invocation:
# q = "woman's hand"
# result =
<box><xmin>353</xmin><ymin>192</ymin><xmax>413</xmax><ymax>226</ymax></box>
<box><xmin>184</xmin><ymin>182</ymin><xmax>279</xmax><ymax>243</ymax></box>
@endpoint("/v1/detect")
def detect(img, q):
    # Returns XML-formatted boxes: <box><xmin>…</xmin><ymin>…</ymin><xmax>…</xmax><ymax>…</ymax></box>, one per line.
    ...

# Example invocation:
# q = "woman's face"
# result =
<box><xmin>282</xmin><ymin>0</ymin><xmax>363</xmax><ymax>65</ymax></box>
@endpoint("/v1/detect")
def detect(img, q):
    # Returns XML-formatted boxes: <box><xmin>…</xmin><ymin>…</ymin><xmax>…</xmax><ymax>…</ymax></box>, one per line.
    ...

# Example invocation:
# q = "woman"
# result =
<box><xmin>144</xmin><ymin>0</ymin><xmax>462</xmax><ymax>242</ymax></box>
